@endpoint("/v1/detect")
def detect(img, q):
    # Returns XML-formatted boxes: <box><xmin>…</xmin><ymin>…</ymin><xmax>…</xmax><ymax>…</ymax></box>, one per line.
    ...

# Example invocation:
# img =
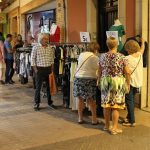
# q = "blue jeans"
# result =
<box><xmin>5</xmin><ymin>59</ymin><xmax>14</xmax><ymax>83</ymax></box>
<box><xmin>125</xmin><ymin>86</ymin><xmax>137</xmax><ymax>124</ymax></box>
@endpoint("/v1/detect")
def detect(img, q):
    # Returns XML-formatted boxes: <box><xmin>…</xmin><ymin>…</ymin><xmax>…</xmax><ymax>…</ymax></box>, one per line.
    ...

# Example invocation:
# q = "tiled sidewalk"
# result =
<box><xmin>0</xmin><ymin>79</ymin><xmax>150</xmax><ymax>150</ymax></box>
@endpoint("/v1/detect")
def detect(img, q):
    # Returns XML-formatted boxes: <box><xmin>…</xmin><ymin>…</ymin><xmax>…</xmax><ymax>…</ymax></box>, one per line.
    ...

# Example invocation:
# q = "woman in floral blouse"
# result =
<box><xmin>99</xmin><ymin>37</ymin><xmax>130</xmax><ymax>135</ymax></box>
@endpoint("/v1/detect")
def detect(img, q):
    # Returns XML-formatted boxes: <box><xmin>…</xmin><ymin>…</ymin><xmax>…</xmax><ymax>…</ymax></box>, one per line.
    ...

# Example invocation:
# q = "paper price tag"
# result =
<box><xmin>80</xmin><ymin>32</ymin><xmax>90</xmax><ymax>43</ymax></box>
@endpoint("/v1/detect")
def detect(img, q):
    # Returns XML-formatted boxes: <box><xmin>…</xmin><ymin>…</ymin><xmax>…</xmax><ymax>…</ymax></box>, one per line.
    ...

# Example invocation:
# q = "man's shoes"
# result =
<box><xmin>48</xmin><ymin>104</ymin><xmax>57</xmax><ymax>109</ymax></box>
<box><xmin>5</xmin><ymin>81</ymin><xmax>12</xmax><ymax>85</ymax></box>
<box><xmin>8</xmin><ymin>81</ymin><xmax>14</xmax><ymax>84</ymax></box>
<box><xmin>9</xmin><ymin>80</ymin><xmax>15</xmax><ymax>84</ymax></box>
<box><xmin>5</xmin><ymin>80</ymin><xmax>14</xmax><ymax>84</ymax></box>
<box><xmin>34</xmin><ymin>103</ymin><xmax>40</xmax><ymax>111</ymax></box>
<box><xmin>10</xmin><ymin>80</ymin><xmax>15</xmax><ymax>84</ymax></box>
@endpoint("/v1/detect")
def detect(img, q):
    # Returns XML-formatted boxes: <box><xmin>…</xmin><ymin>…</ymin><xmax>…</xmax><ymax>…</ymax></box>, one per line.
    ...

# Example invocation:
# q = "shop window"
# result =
<box><xmin>25</xmin><ymin>9</ymin><xmax>56</xmax><ymax>42</ymax></box>
<box><xmin>97</xmin><ymin>0</ymin><xmax>118</xmax><ymax>52</ymax></box>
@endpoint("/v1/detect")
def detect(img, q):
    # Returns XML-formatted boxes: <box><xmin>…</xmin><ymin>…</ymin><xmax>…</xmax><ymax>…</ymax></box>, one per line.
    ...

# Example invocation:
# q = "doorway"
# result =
<box><xmin>97</xmin><ymin>0</ymin><xmax>118</xmax><ymax>52</ymax></box>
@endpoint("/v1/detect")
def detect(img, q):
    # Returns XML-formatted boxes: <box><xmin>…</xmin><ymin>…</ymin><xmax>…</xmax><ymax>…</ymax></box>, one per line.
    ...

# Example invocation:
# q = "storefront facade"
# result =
<box><xmin>0</xmin><ymin>0</ymin><xmax>150</xmax><ymax>109</ymax></box>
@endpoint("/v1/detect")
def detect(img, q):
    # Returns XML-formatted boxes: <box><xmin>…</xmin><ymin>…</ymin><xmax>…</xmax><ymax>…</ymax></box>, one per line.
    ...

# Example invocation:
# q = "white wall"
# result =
<box><xmin>141</xmin><ymin>0</ymin><xmax>149</xmax><ymax>108</ymax></box>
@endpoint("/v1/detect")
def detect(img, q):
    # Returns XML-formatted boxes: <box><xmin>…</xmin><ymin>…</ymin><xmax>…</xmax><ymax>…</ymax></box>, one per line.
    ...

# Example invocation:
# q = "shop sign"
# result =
<box><xmin>80</xmin><ymin>32</ymin><xmax>91</xmax><ymax>43</ymax></box>
<box><xmin>106</xmin><ymin>31</ymin><xmax>119</xmax><ymax>45</ymax></box>
<box><xmin>0</xmin><ymin>13</ymin><xmax>6</xmax><ymax>24</ymax></box>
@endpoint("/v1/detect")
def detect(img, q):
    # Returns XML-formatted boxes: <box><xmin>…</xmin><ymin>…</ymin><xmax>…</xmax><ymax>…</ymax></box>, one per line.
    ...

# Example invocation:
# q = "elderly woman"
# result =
<box><xmin>123</xmin><ymin>39</ymin><xmax>145</xmax><ymax>127</ymax></box>
<box><xmin>73</xmin><ymin>42</ymin><xmax>100</xmax><ymax>124</ymax></box>
<box><xmin>99</xmin><ymin>37</ymin><xmax>130</xmax><ymax>135</ymax></box>
<box><xmin>31</xmin><ymin>33</ymin><xmax>55</xmax><ymax>110</ymax></box>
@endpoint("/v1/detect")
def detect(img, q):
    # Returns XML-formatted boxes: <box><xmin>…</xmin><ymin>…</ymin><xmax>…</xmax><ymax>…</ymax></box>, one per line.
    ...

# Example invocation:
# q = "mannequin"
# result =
<box><xmin>109</xmin><ymin>19</ymin><xmax>125</xmax><ymax>51</ymax></box>
<box><xmin>39</xmin><ymin>15</ymin><xmax>50</xmax><ymax>33</ymax></box>
<box><xmin>27</xmin><ymin>15</ymin><xmax>34</xmax><ymax>38</ymax></box>
<box><xmin>50</xmin><ymin>22</ymin><xmax>60</xmax><ymax>42</ymax></box>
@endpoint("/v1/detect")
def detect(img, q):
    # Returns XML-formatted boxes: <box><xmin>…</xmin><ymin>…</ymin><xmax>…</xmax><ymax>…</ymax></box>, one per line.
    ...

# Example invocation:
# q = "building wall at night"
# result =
<box><xmin>0</xmin><ymin>0</ymin><xmax>149</xmax><ymax>109</ymax></box>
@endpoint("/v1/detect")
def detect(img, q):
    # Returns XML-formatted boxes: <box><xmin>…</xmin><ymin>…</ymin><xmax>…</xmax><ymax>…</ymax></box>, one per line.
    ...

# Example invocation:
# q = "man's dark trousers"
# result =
<box><xmin>35</xmin><ymin>66</ymin><xmax>52</xmax><ymax>105</ymax></box>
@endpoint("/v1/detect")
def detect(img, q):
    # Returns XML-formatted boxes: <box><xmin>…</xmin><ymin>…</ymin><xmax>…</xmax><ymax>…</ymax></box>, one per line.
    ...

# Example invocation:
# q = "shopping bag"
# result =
<box><xmin>49</xmin><ymin>72</ymin><xmax>57</xmax><ymax>95</ymax></box>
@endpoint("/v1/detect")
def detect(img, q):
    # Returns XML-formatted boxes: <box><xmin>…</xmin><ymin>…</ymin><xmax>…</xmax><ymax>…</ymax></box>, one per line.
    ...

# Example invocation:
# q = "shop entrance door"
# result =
<box><xmin>97</xmin><ymin>0</ymin><xmax>118</xmax><ymax>52</ymax></box>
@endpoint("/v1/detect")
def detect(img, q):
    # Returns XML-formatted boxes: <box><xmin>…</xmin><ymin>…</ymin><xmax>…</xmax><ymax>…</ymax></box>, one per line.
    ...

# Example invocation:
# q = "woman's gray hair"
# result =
<box><xmin>38</xmin><ymin>33</ymin><xmax>50</xmax><ymax>43</ymax></box>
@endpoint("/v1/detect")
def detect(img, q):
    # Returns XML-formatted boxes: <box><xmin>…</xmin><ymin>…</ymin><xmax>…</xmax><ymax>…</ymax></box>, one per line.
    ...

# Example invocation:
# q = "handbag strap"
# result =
<box><xmin>74</xmin><ymin>54</ymin><xmax>93</xmax><ymax>77</ymax></box>
<box><xmin>131</xmin><ymin>55</ymin><xmax>141</xmax><ymax>75</ymax></box>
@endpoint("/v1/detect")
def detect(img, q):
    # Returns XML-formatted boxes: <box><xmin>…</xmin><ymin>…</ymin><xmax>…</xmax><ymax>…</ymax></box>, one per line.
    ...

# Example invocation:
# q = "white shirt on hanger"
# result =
<box><xmin>50</xmin><ymin>23</ymin><xmax>57</xmax><ymax>35</ymax></box>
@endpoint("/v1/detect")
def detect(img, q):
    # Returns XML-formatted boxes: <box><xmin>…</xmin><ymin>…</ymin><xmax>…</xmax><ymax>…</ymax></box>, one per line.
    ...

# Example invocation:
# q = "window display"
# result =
<box><xmin>26</xmin><ymin>10</ymin><xmax>56</xmax><ymax>42</ymax></box>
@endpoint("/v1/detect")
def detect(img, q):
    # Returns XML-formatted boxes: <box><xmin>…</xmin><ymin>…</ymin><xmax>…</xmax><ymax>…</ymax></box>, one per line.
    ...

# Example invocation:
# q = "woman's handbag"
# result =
<box><xmin>134</xmin><ymin>87</ymin><xmax>140</xmax><ymax>93</ymax></box>
<box><xmin>49</xmin><ymin>72</ymin><xmax>57</xmax><ymax>95</ymax></box>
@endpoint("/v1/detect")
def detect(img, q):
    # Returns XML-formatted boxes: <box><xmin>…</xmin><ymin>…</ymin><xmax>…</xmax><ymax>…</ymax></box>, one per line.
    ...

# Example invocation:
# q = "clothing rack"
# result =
<box><xmin>16</xmin><ymin>47</ymin><xmax>32</xmax><ymax>53</ymax></box>
<box><xmin>49</xmin><ymin>42</ymin><xmax>90</xmax><ymax>45</ymax></box>
<box><xmin>49</xmin><ymin>42</ymin><xmax>89</xmax><ymax>52</ymax></box>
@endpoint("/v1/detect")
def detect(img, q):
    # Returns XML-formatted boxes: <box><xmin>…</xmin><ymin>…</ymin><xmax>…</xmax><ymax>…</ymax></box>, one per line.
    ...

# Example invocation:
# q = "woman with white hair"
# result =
<box><xmin>31</xmin><ymin>33</ymin><xmax>55</xmax><ymax>110</ymax></box>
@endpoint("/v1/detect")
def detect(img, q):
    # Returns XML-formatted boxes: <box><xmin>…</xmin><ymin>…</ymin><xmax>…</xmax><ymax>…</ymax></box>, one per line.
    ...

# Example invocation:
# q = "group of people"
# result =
<box><xmin>0</xmin><ymin>30</ymin><xmax>145</xmax><ymax>135</ymax></box>
<box><xmin>0</xmin><ymin>32</ymin><xmax>33</xmax><ymax>85</ymax></box>
<box><xmin>30</xmin><ymin>32</ymin><xmax>145</xmax><ymax>135</ymax></box>
<box><xmin>73</xmin><ymin>37</ymin><xmax>145</xmax><ymax>135</ymax></box>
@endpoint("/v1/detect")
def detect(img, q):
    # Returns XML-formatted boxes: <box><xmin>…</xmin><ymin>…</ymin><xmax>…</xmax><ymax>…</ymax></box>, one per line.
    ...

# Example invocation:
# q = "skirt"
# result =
<box><xmin>73</xmin><ymin>77</ymin><xmax>97</xmax><ymax>100</ymax></box>
<box><xmin>99</xmin><ymin>76</ymin><xmax>126</xmax><ymax>109</ymax></box>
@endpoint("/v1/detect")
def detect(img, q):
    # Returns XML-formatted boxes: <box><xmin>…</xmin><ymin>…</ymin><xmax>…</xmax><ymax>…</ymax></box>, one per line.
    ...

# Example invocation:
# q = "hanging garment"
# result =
<box><xmin>109</xmin><ymin>25</ymin><xmax>125</xmax><ymax>52</ymax></box>
<box><xmin>19</xmin><ymin>53</ymin><xmax>28</xmax><ymax>84</ymax></box>
<box><xmin>62</xmin><ymin>63</ymin><xmax>70</xmax><ymax>108</ymax></box>
<box><xmin>70</xmin><ymin>81</ymin><xmax>78</xmax><ymax>110</ymax></box>
<box><xmin>15</xmin><ymin>53</ymin><xmax>20</xmax><ymax>74</ymax></box>
<box><xmin>69</xmin><ymin>47</ymin><xmax>78</xmax><ymax>110</ymax></box>
<box><xmin>59</xmin><ymin>47</ymin><xmax>64</xmax><ymax>75</ymax></box>
<box><xmin>50</xmin><ymin>24</ymin><xmax>60</xmax><ymax>42</ymax></box>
